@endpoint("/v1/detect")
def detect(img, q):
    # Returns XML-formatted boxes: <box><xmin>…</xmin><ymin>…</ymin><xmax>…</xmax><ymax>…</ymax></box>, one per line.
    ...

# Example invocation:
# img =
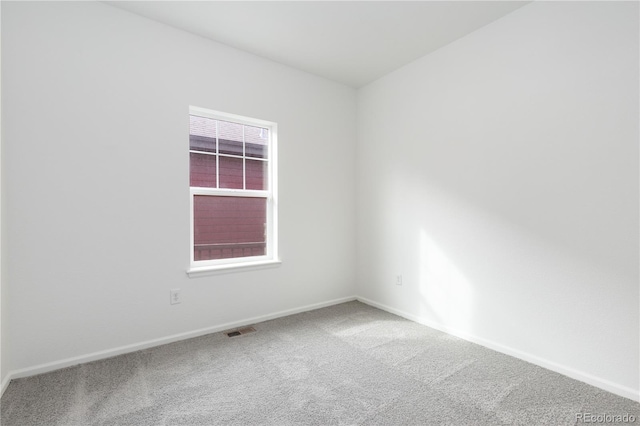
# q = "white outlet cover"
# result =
<box><xmin>170</xmin><ymin>288</ymin><xmax>181</xmax><ymax>304</ymax></box>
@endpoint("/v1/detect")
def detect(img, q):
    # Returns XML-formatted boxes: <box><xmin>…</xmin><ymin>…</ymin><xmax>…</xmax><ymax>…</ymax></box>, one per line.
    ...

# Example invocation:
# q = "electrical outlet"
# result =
<box><xmin>170</xmin><ymin>288</ymin><xmax>182</xmax><ymax>305</ymax></box>
<box><xmin>396</xmin><ymin>275</ymin><xmax>403</xmax><ymax>286</ymax></box>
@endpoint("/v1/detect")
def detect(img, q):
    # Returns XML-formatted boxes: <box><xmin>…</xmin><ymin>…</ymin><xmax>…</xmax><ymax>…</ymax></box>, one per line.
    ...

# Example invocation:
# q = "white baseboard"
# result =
<box><xmin>4</xmin><ymin>294</ymin><xmax>637</xmax><ymax>404</ymax></box>
<box><xmin>1</xmin><ymin>374</ymin><xmax>10</xmax><ymax>398</ymax></box>
<box><xmin>356</xmin><ymin>296</ymin><xmax>640</xmax><ymax>403</ymax></box>
<box><xmin>3</xmin><ymin>295</ymin><xmax>357</xmax><ymax>388</ymax></box>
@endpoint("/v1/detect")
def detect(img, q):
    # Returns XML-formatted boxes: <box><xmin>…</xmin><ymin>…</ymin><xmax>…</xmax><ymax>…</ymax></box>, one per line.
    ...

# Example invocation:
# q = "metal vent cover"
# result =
<box><xmin>225</xmin><ymin>326</ymin><xmax>256</xmax><ymax>337</ymax></box>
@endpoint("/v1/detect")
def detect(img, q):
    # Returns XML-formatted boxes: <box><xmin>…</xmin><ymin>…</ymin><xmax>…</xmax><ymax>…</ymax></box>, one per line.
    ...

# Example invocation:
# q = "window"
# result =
<box><xmin>188</xmin><ymin>106</ymin><xmax>278</xmax><ymax>275</ymax></box>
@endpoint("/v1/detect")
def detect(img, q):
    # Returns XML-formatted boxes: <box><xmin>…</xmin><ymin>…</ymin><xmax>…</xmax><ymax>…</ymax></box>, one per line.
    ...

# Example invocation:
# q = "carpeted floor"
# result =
<box><xmin>1</xmin><ymin>301</ymin><xmax>638</xmax><ymax>425</ymax></box>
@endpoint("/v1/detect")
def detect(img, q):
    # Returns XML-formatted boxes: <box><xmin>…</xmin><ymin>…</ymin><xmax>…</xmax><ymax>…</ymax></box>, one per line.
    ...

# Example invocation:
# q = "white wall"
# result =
<box><xmin>2</xmin><ymin>2</ymin><xmax>356</xmax><ymax>374</ymax></box>
<box><xmin>357</xmin><ymin>1</ymin><xmax>639</xmax><ymax>399</ymax></box>
<box><xmin>0</xmin><ymin>0</ymin><xmax>5</xmax><ymax>392</ymax></box>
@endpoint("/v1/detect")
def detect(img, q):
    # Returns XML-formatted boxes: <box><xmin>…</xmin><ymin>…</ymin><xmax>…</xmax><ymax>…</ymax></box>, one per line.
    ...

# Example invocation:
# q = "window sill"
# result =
<box><xmin>187</xmin><ymin>259</ymin><xmax>282</xmax><ymax>278</ymax></box>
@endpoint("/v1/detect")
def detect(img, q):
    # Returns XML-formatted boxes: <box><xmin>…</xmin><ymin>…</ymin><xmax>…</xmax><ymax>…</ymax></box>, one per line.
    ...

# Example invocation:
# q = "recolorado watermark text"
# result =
<box><xmin>576</xmin><ymin>413</ymin><xmax>637</xmax><ymax>423</ymax></box>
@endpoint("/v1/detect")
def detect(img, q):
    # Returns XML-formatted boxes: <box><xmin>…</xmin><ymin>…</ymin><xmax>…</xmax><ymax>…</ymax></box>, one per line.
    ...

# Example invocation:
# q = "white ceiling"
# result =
<box><xmin>107</xmin><ymin>1</ymin><xmax>530</xmax><ymax>88</ymax></box>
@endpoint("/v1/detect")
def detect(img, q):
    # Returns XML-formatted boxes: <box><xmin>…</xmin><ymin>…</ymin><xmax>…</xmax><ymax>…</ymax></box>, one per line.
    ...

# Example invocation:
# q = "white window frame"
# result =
<box><xmin>187</xmin><ymin>106</ymin><xmax>279</xmax><ymax>277</ymax></box>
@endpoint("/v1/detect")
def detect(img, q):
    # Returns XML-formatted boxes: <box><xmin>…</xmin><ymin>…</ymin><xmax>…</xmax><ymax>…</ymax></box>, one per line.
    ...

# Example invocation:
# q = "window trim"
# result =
<box><xmin>187</xmin><ymin>106</ymin><xmax>279</xmax><ymax>276</ymax></box>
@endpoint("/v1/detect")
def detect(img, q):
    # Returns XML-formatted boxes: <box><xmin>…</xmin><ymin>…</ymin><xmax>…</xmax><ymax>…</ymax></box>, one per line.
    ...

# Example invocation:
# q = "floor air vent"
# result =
<box><xmin>225</xmin><ymin>326</ymin><xmax>256</xmax><ymax>337</ymax></box>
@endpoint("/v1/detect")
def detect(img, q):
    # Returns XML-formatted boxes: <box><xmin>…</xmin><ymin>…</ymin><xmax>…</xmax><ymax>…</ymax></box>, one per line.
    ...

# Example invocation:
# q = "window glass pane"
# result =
<box><xmin>193</xmin><ymin>196</ymin><xmax>266</xmax><ymax>261</ymax></box>
<box><xmin>190</xmin><ymin>135</ymin><xmax>216</xmax><ymax>153</ymax></box>
<box><xmin>219</xmin><ymin>156</ymin><xmax>243</xmax><ymax>189</ymax></box>
<box><xmin>190</xmin><ymin>153</ymin><xmax>217</xmax><ymax>188</ymax></box>
<box><xmin>244</xmin><ymin>125</ymin><xmax>268</xmax><ymax>159</ymax></box>
<box><xmin>246</xmin><ymin>159</ymin><xmax>267</xmax><ymax>190</ymax></box>
<box><xmin>189</xmin><ymin>115</ymin><xmax>217</xmax><ymax>153</ymax></box>
<box><xmin>218</xmin><ymin>120</ymin><xmax>243</xmax><ymax>156</ymax></box>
